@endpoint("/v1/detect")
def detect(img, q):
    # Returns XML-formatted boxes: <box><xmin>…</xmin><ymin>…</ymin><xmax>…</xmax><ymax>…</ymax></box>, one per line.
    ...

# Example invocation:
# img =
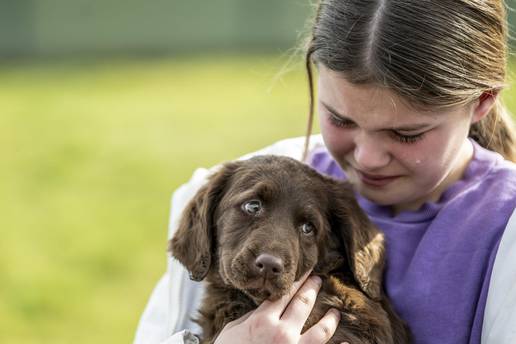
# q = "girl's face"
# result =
<box><xmin>317</xmin><ymin>66</ymin><xmax>487</xmax><ymax>213</ymax></box>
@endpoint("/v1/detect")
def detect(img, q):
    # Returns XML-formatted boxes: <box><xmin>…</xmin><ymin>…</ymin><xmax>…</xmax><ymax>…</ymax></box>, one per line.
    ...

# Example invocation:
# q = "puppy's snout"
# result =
<box><xmin>255</xmin><ymin>254</ymin><xmax>284</xmax><ymax>275</ymax></box>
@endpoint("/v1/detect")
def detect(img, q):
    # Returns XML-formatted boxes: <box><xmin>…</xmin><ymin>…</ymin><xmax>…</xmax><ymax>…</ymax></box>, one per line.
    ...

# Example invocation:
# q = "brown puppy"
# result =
<box><xmin>170</xmin><ymin>155</ymin><xmax>410</xmax><ymax>344</ymax></box>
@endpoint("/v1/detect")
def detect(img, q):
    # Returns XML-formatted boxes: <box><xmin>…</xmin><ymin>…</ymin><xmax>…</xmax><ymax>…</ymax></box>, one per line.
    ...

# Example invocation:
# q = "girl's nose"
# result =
<box><xmin>353</xmin><ymin>132</ymin><xmax>391</xmax><ymax>171</ymax></box>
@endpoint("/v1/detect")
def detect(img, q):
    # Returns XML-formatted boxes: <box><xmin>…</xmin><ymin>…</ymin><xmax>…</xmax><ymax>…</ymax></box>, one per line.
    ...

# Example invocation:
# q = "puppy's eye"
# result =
<box><xmin>301</xmin><ymin>223</ymin><xmax>316</xmax><ymax>236</ymax></box>
<box><xmin>242</xmin><ymin>200</ymin><xmax>262</xmax><ymax>215</ymax></box>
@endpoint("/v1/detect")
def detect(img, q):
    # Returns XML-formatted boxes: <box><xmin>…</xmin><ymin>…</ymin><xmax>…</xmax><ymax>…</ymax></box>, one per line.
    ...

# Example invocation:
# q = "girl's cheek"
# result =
<box><xmin>394</xmin><ymin>146</ymin><xmax>431</xmax><ymax>174</ymax></box>
<box><xmin>319</xmin><ymin>119</ymin><xmax>336</xmax><ymax>142</ymax></box>
<box><xmin>323</xmin><ymin>131</ymin><xmax>354</xmax><ymax>157</ymax></box>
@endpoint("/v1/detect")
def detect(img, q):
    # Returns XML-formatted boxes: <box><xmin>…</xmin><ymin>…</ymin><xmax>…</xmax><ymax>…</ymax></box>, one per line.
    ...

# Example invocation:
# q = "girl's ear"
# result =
<box><xmin>471</xmin><ymin>90</ymin><xmax>499</xmax><ymax>124</ymax></box>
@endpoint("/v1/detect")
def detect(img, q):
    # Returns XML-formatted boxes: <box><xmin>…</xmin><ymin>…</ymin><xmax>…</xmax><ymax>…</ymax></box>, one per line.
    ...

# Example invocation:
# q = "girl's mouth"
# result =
<box><xmin>357</xmin><ymin>171</ymin><xmax>400</xmax><ymax>187</ymax></box>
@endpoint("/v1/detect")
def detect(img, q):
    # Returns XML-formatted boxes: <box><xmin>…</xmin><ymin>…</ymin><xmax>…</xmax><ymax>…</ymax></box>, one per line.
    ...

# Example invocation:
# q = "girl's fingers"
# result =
<box><xmin>299</xmin><ymin>308</ymin><xmax>341</xmax><ymax>344</ymax></box>
<box><xmin>255</xmin><ymin>270</ymin><xmax>312</xmax><ymax>317</ymax></box>
<box><xmin>280</xmin><ymin>275</ymin><xmax>322</xmax><ymax>327</ymax></box>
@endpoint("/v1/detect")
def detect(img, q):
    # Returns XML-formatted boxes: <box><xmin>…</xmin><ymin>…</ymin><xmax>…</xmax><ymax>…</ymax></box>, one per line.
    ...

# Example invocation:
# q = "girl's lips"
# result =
<box><xmin>357</xmin><ymin>171</ymin><xmax>400</xmax><ymax>187</ymax></box>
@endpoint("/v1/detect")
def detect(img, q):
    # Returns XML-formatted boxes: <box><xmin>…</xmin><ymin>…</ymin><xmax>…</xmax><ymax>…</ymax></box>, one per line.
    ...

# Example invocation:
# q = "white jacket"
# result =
<box><xmin>133</xmin><ymin>136</ymin><xmax>516</xmax><ymax>344</ymax></box>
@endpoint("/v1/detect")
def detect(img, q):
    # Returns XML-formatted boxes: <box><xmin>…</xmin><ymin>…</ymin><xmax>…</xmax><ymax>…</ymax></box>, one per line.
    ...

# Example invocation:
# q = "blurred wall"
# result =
<box><xmin>0</xmin><ymin>0</ymin><xmax>310</xmax><ymax>58</ymax></box>
<box><xmin>1</xmin><ymin>0</ymin><xmax>515</xmax><ymax>59</ymax></box>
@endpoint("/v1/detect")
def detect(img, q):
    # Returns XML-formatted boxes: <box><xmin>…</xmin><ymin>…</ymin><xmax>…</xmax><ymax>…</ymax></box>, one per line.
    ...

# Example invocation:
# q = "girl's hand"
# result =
<box><xmin>214</xmin><ymin>272</ymin><xmax>341</xmax><ymax>344</ymax></box>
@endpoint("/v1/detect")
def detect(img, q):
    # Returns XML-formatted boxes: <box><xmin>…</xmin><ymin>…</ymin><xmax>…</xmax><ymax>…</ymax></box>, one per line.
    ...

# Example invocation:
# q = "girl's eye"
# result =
<box><xmin>325</xmin><ymin>106</ymin><xmax>426</xmax><ymax>144</ymax></box>
<box><xmin>242</xmin><ymin>200</ymin><xmax>262</xmax><ymax>215</ymax></box>
<box><xmin>301</xmin><ymin>223</ymin><xmax>316</xmax><ymax>236</ymax></box>
<box><xmin>328</xmin><ymin>113</ymin><xmax>356</xmax><ymax>129</ymax></box>
<box><xmin>391</xmin><ymin>131</ymin><xmax>425</xmax><ymax>144</ymax></box>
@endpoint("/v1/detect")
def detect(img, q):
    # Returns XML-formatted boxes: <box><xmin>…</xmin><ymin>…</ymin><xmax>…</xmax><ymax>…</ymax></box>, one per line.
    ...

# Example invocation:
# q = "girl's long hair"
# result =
<box><xmin>303</xmin><ymin>0</ymin><xmax>515</xmax><ymax>162</ymax></box>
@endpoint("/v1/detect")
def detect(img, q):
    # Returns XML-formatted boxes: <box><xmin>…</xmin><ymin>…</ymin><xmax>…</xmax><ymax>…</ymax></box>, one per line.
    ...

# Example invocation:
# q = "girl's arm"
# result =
<box><xmin>134</xmin><ymin>167</ymin><xmax>210</xmax><ymax>344</ymax></box>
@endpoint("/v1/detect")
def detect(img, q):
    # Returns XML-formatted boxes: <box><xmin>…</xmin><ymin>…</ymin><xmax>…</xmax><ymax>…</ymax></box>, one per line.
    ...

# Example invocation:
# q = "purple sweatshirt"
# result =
<box><xmin>309</xmin><ymin>140</ymin><xmax>516</xmax><ymax>344</ymax></box>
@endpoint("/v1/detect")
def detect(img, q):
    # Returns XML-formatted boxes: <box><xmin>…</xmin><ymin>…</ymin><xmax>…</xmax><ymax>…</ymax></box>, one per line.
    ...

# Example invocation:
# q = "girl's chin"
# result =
<box><xmin>359</xmin><ymin>192</ymin><xmax>398</xmax><ymax>206</ymax></box>
<box><xmin>358</xmin><ymin>186</ymin><xmax>432</xmax><ymax>213</ymax></box>
<box><xmin>353</xmin><ymin>183</ymin><xmax>406</xmax><ymax>206</ymax></box>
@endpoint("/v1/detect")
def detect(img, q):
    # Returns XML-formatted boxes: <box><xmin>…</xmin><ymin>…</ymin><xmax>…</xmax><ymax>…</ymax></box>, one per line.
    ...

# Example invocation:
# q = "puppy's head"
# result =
<box><xmin>169</xmin><ymin>155</ymin><xmax>385</xmax><ymax>303</ymax></box>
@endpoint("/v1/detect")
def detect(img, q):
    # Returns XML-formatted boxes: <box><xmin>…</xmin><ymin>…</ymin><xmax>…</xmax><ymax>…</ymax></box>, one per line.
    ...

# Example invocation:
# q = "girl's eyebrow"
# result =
<box><xmin>320</xmin><ymin>100</ymin><xmax>433</xmax><ymax>132</ymax></box>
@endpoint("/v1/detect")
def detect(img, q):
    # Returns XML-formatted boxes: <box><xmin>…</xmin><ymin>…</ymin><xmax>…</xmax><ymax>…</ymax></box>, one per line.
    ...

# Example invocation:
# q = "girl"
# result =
<box><xmin>135</xmin><ymin>1</ymin><xmax>516</xmax><ymax>343</ymax></box>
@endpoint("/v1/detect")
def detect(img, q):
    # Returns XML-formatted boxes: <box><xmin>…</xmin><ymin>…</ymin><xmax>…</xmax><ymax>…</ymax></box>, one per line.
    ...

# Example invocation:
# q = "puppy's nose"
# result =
<box><xmin>255</xmin><ymin>254</ymin><xmax>284</xmax><ymax>275</ymax></box>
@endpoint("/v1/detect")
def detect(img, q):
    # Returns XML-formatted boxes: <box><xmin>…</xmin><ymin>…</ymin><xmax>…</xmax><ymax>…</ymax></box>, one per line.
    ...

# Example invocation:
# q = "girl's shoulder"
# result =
<box><xmin>469</xmin><ymin>142</ymin><xmax>516</xmax><ymax>203</ymax></box>
<box><xmin>443</xmin><ymin>143</ymin><xmax>516</xmax><ymax>237</ymax></box>
<box><xmin>471</xmin><ymin>139</ymin><xmax>516</xmax><ymax>174</ymax></box>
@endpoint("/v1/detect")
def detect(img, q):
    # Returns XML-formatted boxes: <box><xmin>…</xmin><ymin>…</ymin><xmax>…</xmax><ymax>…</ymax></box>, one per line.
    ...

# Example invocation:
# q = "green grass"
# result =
<box><xmin>0</xmin><ymin>55</ymin><xmax>309</xmax><ymax>344</ymax></box>
<box><xmin>1</xmin><ymin>55</ymin><xmax>515</xmax><ymax>344</ymax></box>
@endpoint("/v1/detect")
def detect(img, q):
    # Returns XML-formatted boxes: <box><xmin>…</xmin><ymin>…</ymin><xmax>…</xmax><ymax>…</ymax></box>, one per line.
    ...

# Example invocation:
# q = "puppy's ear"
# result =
<box><xmin>330</xmin><ymin>182</ymin><xmax>385</xmax><ymax>301</ymax></box>
<box><xmin>169</xmin><ymin>162</ymin><xmax>238</xmax><ymax>281</ymax></box>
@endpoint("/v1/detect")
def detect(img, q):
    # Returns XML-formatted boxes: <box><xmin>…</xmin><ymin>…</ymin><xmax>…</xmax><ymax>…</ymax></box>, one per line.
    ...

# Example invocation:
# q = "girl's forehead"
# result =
<box><xmin>318</xmin><ymin>68</ymin><xmax>409</xmax><ymax>112</ymax></box>
<box><xmin>317</xmin><ymin>67</ymin><xmax>463</xmax><ymax>126</ymax></box>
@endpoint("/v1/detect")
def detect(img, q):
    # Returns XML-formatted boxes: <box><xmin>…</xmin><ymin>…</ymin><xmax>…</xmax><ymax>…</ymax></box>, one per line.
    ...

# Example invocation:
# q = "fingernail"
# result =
<box><xmin>311</xmin><ymin>275</ymin><xmax>322</xmax><ymax>286</ymax></box>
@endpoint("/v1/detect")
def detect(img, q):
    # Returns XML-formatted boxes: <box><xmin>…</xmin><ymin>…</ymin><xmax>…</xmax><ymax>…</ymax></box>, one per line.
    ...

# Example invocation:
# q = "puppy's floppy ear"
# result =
<box><xmin>169</xmin><ymin>162</ymin><xmax>238</xmax><ymax>281</ymax></box>
<box><xmin>330</xmin><ymin>182</ymin><xmax>385</xmax><ymax>301</ymax></box>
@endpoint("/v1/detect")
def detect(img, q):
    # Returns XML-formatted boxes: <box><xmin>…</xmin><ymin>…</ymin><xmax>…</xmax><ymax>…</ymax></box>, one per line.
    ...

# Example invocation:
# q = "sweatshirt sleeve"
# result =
<box><xmin>133</xmin><ymin>167</ymin><xmax>210</xmax><ymax>344</ymax></box>
<box><xmin>481</xmin><ymin>208</ymin><xmax>516</xmax><ymax>343</ymax></box>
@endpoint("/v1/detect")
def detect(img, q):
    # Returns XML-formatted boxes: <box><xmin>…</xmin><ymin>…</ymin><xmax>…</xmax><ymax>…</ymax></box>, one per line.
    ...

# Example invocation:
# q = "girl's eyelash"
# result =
<box><xmin>327</xmin><ymin>110</ymin><xmax>426</xmax><ymax>144</ymax></box>
<box><xmin>391</xmin><ymin>131</ymin><xmax>425</xmax><ymax>144</ymax></box>
<box><xmin>328</xmin><ymin>113</ymin><xmax>355</xmax><ymax>128</ymax></box>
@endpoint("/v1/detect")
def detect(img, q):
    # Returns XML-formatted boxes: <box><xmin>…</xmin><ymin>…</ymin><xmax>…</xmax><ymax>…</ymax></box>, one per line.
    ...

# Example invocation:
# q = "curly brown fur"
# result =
<box><xmin>170</xmin><ymin>155</ymin><xmax>411</xmax><ymax>344</ymax></box>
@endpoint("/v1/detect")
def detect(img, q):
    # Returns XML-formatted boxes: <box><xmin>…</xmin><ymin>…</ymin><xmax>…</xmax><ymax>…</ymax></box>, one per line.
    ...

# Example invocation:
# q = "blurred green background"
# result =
<box><xmin>1</xmin><ymin>1</ymin><xmax>515</xmax><ymax>343</ymax></box>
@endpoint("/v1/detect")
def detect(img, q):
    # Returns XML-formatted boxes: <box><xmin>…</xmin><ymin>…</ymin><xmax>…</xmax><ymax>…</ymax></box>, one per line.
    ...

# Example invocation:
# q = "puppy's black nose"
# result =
<box><xmin>255</xmin><ymin>254</ymin><xmax>284</xmax><ymax>275</ymax></box>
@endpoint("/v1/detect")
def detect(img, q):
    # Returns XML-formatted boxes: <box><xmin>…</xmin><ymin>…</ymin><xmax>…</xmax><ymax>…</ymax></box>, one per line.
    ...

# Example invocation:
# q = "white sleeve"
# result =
<box><xmin>133</xmin><ymin>168</ymin><xmax>210</xmax><ymax>344</ymax></box>
<box><xmin>481</xmin><ymin>208</ymin><xmax>516</xmax><ymax>343</ymax></box>
<box><xmin>133</xmin><ymin>135</ymin><xmax>324</xmax><ymax>344</ymax></box>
